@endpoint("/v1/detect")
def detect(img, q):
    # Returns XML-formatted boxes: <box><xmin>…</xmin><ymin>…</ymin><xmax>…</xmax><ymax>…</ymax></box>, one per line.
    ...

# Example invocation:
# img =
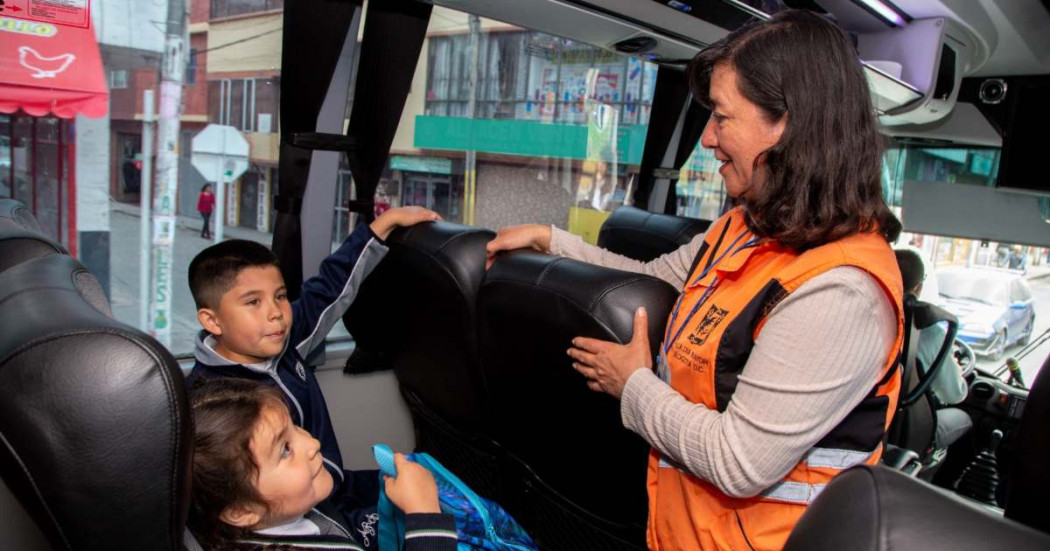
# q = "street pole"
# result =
<box><xmin>149</xmin><ymin>0</ymin><xmax>188</xmax><ymax>347</ymax></box>
<box><xmin>213</xmin><ymin>135</ymin><xmax>226</xmax><ymax>242</ymax></box>
<box><xmin>464</xmin><ymin>14</ymin><xmax>480</xmax><ymax>226</ymax></box>
<box><xmin>140</xmin><ymin>89</ymin><xmax>155</xmax><ymax>332</ymax></box>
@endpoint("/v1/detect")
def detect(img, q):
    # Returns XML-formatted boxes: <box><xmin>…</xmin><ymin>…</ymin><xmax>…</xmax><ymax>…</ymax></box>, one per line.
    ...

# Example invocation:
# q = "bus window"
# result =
<box><xmin>334</xmin><ymin>5</ymin><xmax>662</xmax><ymax>246</ymax></box>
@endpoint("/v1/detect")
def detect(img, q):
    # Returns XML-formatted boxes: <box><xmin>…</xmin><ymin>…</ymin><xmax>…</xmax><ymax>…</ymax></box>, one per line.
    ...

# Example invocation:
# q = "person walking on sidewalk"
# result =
<box><xmin>197</xmin><ymin>184</ymin><xmax>215</xmax><ymax>240</ymax></box>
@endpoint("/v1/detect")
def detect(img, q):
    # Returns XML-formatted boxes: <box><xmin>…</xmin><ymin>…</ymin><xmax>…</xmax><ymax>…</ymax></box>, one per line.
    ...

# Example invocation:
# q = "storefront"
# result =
<box><xmin>0</xmin><ymin>14</ymin><xmax>109</xmax><ymax>254</ymax></box>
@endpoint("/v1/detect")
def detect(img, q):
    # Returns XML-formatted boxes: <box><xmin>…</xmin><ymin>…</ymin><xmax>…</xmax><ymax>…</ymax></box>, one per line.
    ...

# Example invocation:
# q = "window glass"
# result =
<box><xmin>886</xmin><ymin>142</ymin><xmax>1047</xmax><ymax>381</ymax></box>
<box><xmin>343</xmin><ymin>6</ymin><xmax>660</xmax><ymax>246</ymax></box>
<box><xmin>676</xmin><ymin>141</ymin><xmax>728</xmax><ymax>221</ymax></box>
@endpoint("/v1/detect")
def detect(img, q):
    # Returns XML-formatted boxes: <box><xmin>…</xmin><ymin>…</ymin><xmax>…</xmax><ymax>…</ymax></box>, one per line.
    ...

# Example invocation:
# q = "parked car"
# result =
<box><xmin>936</xmin><ymin>266</ymin><xmax>1036</xmax><ymax>361</ymax></box>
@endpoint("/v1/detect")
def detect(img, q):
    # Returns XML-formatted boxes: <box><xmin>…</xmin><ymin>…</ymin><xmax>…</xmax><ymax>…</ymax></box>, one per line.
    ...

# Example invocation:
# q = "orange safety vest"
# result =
<box><xmin>647</xmin><ymin>207</ymin><xmax>904</xmax><ymax>551</ymax></box>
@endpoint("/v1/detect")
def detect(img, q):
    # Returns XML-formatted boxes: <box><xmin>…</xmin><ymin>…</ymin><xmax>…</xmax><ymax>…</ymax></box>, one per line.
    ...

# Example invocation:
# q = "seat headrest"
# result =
<box><xmin>0</xmin><ymin>255</ymin><xmax>191</xmax><ymax>550</ymax></box>
<box><xmin>0</xmin><ymin>198</ymin><xmax>43</xmax><ymax>234</ymax></box>
<box><xmin>484</xmin><ymin>250</ymin><xmax>678</xmax><ymax>344</ymax></box>
<box><xmin>0</xmin><ymin>226</ymin><xmax>67</xmax><ymax>274</ymax></box>
<box><xmin>784</xmin><ymin>465</ymin><xmax>1050</xmax><ymax>551</ymax></box>
<box><xmin>387</xmin><ymin>221</ymin><xmax>495</xmax><ymax>299</ymax></box>
<box><xmin>0</xmin><ymin>254</ymin><xmax>111</xmax><ymax>317</ymax></box>
<box><xmin>597</xmin><ymin>206</ymin><xmax>711</xmax><ymax>262</ymax></box>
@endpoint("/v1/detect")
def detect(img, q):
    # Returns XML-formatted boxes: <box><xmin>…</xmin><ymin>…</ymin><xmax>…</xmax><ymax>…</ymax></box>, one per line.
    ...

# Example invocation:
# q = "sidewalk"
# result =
<box><xmin>1025</xmin><ymin>265</ymin><xmax>1050</xmax><ymax>282</ymax></box>
<box><xmin>109</xmin><ymin>201</ymin><xmax>273</xmax><ymax>244</ymax></box>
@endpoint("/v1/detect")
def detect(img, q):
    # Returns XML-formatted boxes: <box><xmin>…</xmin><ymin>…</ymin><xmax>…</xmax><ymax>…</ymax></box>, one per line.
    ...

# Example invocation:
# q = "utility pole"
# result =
<box><xmin>463</xmin><ymin>14</ymin><xmax>480</xmax><ymax>226</ymax></box>
<box><xmin>149</xmin><ymin>0</ymin><xmax>188</xmax><ymax>347</ymax></box>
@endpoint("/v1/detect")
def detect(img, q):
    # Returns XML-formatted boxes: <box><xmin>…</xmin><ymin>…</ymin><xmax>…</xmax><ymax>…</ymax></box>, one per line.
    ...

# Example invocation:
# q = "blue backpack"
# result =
<box><xmin>373</xmin><ymin>444</ymin><xmax>537</xmax><ymax>551</ymax></box>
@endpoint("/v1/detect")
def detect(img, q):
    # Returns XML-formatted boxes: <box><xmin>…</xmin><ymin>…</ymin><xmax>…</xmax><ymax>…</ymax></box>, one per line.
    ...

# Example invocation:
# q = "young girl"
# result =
<box><xmin>188</xmin><ymin>377</ymin><xmax>457</xmax><ymax>550</ymax></box>
<box><xmin>197</xmin><ymin>184</ymin><xmax>215</xmax><ymax>239</ymax></box>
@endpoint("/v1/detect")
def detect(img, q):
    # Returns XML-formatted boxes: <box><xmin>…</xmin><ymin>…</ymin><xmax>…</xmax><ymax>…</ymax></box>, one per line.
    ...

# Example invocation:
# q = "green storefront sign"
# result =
<box><xmin>390</xmin><ymin>155</ymin><xmax>453</xmax><ymax>175</ymax></box>
<box><xmin>413</xmin><ymin>116</ymin><xmax>648</xmax><ymax>165</ymax></box>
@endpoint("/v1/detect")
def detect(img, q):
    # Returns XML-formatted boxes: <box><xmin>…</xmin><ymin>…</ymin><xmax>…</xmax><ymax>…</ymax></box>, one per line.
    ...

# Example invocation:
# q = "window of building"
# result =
<box><xmin>210</xmin><ymin>0</ymin><xmax>284</xmax><ymax>19</ymax></box>
<box><xmin>209</xmin><ymin>77</ymin><xmax>278</xmax><ymax>132</ymax></box>
<box><xmin>0</xmin><ymin>115</ymin><xmax>10</xmax><ymax>198</ymax></box>
<box><xmin>186</xmin><ymin>49</ymin><xmax>197</xmax><ymax>85</ymax></box>
<box><xmin>109</xmin><ymin>70</ymin><xmax>128</xmax><ymax>89</ymax></box>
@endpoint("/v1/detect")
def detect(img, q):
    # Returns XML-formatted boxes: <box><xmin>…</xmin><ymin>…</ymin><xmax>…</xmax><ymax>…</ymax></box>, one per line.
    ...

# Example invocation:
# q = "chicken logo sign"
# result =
<box><xmin>18</xmin><ymin>45</ymin><xmax>75</xmax><ymax>78</ymax></box>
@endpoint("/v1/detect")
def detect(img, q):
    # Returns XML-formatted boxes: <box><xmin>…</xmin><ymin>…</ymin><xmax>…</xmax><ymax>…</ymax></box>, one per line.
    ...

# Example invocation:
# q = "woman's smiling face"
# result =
<box><xmin>700</xmin><ymin>63</ymin><xmax>787</xmax><ymax>200</ymax></box>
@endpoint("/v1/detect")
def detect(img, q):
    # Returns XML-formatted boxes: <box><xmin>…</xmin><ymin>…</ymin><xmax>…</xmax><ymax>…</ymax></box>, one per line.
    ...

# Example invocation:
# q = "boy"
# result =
<box><xmin>186</xmin><ymin>206</ymin><xmax>439</xmax><ymax>514</ymax></box>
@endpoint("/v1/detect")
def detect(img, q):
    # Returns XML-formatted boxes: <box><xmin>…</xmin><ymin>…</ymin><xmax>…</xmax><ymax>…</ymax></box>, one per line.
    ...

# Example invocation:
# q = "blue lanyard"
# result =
<box><xmin>661</xmin><ymin>232</ymin><xmax>759</xmax><ymax>361</ymax></box>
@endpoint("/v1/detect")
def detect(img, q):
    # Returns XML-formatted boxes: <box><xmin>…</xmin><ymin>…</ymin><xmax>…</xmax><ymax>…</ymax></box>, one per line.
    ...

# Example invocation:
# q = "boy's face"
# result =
<box><xmin>248</xmin><ymin>403</ymin><xmax>334</xmax><ymax>527</ymax></box>
<box><xmin>198</xmin><ymin>265</ymin><xmax>292</xmax><ymax>364</ymax></box>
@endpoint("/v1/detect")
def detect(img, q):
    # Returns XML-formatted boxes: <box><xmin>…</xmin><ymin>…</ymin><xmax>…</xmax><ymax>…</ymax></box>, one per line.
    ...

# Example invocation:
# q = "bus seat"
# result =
<box><xmin>1005</xmin><ymin>353</ymin><xmax>1050</xmax><ymax>535</ymax></box>
<box><xmin>343</xmin><ymin>221</ymin><xmax>501</xmax><ymax>496</ymax></box>
<box><xmin>784</xmin><ymin>465</ymin><xmax>1050</xmax><ymax>551</ymax></box>
<box><xmin>0</xmin><ymin>200</ymin><xmax>67</xmax><ymax>274</ymax></box>
<box><xmin>1</xmin><ymin>253</ymin><xmax>112</xmax><ymax>318</ymax></box>
<box><xmin>597</xmin><ymin>205</ymin><xmax>711</xmax><ymax>262</ymax></box>
<box><xmin>478</xmin><ymin>250</ymin><xmax>678</xmax><ymax>551</ymax></box>
<box><xmin>0</xmin><ymin>198</ymin><xmax>44</xmax><ymax>234</ymax></box>
<box><xmin>886</xmin><ymin>294</ymin><xmax>961</xmax><ymax>476</ymax></box>
<box><xmin>0</xmin><ymin>253</ymin><xmax>192</xmax><ymax>551</ymax></box>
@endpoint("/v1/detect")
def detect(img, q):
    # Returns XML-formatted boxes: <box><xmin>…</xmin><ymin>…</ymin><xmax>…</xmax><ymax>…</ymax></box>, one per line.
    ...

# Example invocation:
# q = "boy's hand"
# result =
<box><xmin>384</xmin><ymin>453</ymin><xmax>441</xmax><ymax>514</ymax></box>
<box><xmin>370</xmin><ymin>206</ymin><xmax>441</xmax><ymax>240</ymax></box>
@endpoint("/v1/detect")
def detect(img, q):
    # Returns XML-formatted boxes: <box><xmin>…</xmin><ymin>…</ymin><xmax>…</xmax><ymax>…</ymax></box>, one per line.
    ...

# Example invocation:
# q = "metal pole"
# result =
<box><xmin>148</xmin><ymin>0</ymin><xmax>187</xmax><ymax>347</ymax></box>
<box><xmin>464</xmin><ymin>14</ymin><xmax>480</xmax><ymax>226</ymax></box>
<box><xmin>214</xmin><ymin>128</ymin><xmax>226</xmax><ymax>243</ymax></box>
<box><xmin>140</xmin><ymin>89</ymin><xmax>155</xmax><ymax>331</ymax></box>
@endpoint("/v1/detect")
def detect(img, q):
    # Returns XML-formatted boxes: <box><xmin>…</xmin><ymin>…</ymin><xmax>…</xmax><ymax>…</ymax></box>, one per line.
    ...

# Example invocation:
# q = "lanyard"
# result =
<box><xmin>661</xmin><ymin>232</ymin><xmax>759</xmax><ymax>361</ymax></box>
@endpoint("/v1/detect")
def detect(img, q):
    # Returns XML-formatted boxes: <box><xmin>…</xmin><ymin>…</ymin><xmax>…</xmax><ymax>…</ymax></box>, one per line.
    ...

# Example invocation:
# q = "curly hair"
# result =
<box><xmin>688</xmin><ymin>9</ymin><xmax>901</xmax><ymax>250</ymax></box>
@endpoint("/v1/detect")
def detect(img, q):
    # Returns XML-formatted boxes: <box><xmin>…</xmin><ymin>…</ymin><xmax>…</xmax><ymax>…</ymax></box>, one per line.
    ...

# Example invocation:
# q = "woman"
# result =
<box><xmin>486</xmin><ymin>10</ymin><xmax>903</xmax><ymax>551</ymax></box>
<box><xmin>198</xmin><ymin>183</ymin><xmax>215</xmax><ymax>240</ymax></box>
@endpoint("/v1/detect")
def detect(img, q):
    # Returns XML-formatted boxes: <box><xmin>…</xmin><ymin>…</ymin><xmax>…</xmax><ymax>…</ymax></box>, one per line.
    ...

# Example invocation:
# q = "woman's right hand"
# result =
<box><xmin>485</xmin><ymin>224</ymin><xmax>552</xmax><ymax>269</ymax></box>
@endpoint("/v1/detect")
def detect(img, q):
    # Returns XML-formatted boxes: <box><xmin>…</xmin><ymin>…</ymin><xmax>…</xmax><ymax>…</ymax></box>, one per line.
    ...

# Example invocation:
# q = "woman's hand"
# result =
<box><xmin>568</xmin><ymin>307</ymin><xmax>653</xmax><ymax>399</ymax></box>
<box><xmin>383</xmin><ymin>453</ymin><xmax>441</xmax><ymax>514</ymax></box>
<box><xmin>370</xmin><ymin>206</ymin><xmax>441</xmax><ymax>241</ymax></box>
<box><xmin>485</xmin><ymin>224</ymin><xmax>552</xmax><ymax>269</ymax></box>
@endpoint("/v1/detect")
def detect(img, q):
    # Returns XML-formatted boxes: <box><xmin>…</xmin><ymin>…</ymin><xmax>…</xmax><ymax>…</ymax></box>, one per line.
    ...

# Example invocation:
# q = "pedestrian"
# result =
<box><xmin>198</xmin><ymin>184</ymin><xmax>215</xmax><ymax>240</ymax></box>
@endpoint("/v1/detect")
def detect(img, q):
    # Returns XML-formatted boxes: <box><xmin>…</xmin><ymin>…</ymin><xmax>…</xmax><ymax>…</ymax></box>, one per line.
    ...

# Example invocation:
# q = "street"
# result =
<box><xmin>974</xmin><ymin>276</ymin><xmax>1050</xmax><ymax>386</ymax></box>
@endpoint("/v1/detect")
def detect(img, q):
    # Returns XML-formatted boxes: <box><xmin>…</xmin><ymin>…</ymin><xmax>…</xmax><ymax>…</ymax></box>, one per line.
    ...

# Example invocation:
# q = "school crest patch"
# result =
<box><xmin>295</xmin><ymin>361</ymin><xmax>307</xmax><ymax>382</ymax></box>
<box><xmin>688</xmin><ymin>304</ymin><xmax>729</xmax><ymax>346</ymax></box>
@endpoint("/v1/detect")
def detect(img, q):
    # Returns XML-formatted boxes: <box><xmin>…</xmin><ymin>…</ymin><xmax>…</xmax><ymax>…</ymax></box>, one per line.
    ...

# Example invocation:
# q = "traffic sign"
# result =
<box><xmin>191</xmin><ymin>124</ymin><xmax>250</xmax><ymax>243</ymax></box>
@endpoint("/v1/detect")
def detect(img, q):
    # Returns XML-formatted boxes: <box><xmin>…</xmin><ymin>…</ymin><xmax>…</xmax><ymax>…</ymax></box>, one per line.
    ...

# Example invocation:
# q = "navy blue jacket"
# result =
<box><xmin>187</xmin><ymin>223</ymin><xmax>387</xmax><ymax>506</ymax></box>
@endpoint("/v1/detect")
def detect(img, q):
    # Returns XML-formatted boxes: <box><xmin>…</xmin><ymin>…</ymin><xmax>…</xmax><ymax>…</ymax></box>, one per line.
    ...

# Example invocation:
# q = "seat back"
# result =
<box><xmin>597</xmin><ymin>206</ymin><xmax>710</xmax><ymax>261</ymax></box>
<box><xmin>478</xmin><ymin>251</ymin><xmax>678</xmax><ymax>550</ymax></box>
<box><xmin>0</xmin><ymin>199</ymin><xmax>66</xmax><ymax>274</ymax></box>
<box><xmin>343</xmin><ymin>222</ymin><xmax>499</xmax><ymax>494</ymax></box>
<box><xmin>1005</xmin><ymin>354</ymin><xmax>1050</xmax><ymax>534</ymax></box>
<box><xmin>888</xmin><ymin>294</ymin><xmax>958</xmax><ymax>465</ymax></box>
<box><xmin>784</xmin><ymin>465</ymin><xmax>1050</xmax><ymax>551</ymax></box>
<box><xmin>0</xmin><ymin>254</ymin><xmax>191</xmax><ymax>551</ymax></box>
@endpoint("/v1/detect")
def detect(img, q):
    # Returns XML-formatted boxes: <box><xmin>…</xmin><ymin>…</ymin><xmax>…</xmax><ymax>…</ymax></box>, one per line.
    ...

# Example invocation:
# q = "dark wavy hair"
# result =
<box><xmin>688</xmin><ymin>9</ymin><xmax>901</xmax><ymax>250</ymax></box>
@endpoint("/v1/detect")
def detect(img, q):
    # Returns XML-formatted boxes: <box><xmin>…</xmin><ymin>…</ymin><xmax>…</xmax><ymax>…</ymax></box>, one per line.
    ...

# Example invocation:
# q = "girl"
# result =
<box><xmin>188</xmin><ymin>377</ymin><xmax>457</xmax><ymax>550</ymax></box>
<box><xmin>198</xmin><ymin>184</ymin><xmax>215</xmax><ymax>239</ymax></box>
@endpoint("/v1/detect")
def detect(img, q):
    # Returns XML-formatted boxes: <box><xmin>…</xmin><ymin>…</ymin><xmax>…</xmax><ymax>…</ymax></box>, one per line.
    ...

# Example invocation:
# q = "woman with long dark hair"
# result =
<box><xmin>486</xmin><ymin>10</ymin><xmax>903</xmax><ymax>550</ymax></box>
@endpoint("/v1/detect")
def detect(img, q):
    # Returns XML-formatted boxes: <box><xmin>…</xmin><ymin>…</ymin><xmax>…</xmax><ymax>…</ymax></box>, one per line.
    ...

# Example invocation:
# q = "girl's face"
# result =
<box><xmin>247</xmin><ymin>403</ymin><xmax>334</xmax><ymax>527</ymax></box>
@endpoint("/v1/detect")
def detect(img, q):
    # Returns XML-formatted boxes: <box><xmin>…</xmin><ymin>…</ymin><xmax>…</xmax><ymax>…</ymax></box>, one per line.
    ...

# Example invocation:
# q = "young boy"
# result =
<box><xmin>186</xmin><ymin>206</ymin><xmax>439</xmax><ymax>516</ymax></box>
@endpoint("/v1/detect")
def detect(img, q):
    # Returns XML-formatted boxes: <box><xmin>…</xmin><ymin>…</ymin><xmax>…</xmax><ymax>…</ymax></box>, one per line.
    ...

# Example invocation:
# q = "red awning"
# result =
<box><xmin>0</xmin><ymin>16</ymin><xmax>108</xmax><ymax>119</ymax></box>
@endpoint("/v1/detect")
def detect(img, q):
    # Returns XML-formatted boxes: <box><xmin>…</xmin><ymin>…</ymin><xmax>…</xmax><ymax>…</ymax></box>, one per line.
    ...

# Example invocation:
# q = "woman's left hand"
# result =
<box><xmin>568</xmin><ymin>307</ymin><xmax>652</xmax><ymax>399</ymax></box>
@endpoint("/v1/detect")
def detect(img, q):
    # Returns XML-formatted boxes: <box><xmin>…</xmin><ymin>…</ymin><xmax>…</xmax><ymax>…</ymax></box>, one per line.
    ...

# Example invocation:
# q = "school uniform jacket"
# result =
<box><xmin>187</xmin><ymin>222</ymin><xmax>388</xmax><ymax>507</ymax></box>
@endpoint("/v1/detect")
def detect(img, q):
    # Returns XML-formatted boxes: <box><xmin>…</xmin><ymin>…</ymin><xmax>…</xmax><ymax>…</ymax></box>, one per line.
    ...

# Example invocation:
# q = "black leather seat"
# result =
<box><xmin>1005</xmin><ymin>354</ymin><xmax>1050</xmax><ymax>534</ymax></box>
<box><xmin>343</xmin><ymin>221</ymin><xmax>500</xmax><ymax>496</ymax></box>
<box><xmin>784</xmin><ymin>465</ymin><xmax>1050</xmax><ymax>550</ymax></box>
<box><xmin>0</xmin><ymin>253</ymin><xmax>191</xmax><ymax>550</ymax></box>
<box><xmin>597</xmin><ymin>205</ymin><xmax>710</xmax><ymax>261</ymax></box>
<box><xmin>478</xmin><ymin>250</ymin><xmax>678</xmax><ymax>551</ymax></box>
<box><xmin>0</xmin><ymin>198</ymin><xmax>66</xmax><ymax>274</ymax></box>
